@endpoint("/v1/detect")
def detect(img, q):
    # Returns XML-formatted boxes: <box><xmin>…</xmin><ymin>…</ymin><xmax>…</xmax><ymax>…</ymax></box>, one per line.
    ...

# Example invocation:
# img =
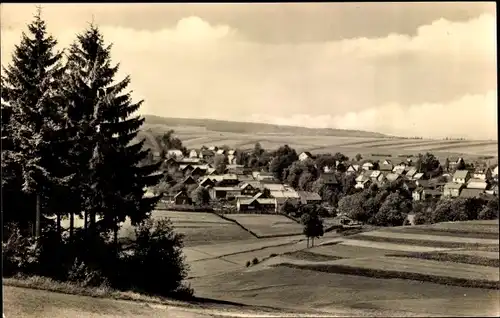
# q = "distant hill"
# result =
<box><xmin>142</xmin><ymin>115</ymin><xmax>389</xmax><ymax>138</ymax></box>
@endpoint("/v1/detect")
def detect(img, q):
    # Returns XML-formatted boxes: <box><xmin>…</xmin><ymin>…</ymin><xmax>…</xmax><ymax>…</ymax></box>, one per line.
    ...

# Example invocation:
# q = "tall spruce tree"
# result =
<box><xmin>63</xmin><ymin>24</ymin><xmax>162</xmax><ymax>242</ymax></box>
<box><xmin>1</xmin><ymin>8</ymin><xmax>70</xmax><ymax>237</ymax></box>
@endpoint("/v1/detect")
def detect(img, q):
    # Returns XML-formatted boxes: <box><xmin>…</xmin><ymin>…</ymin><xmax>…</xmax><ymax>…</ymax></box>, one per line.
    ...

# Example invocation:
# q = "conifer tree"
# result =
<box><xmin>1</xmin><ymin>8</ymin><xmax>70</xmax><ymax>238</ymax></box>
<box><xmin>63</xmin><ymin>24</ymin><xmax>162</xmax><ymax>242</ymax></box>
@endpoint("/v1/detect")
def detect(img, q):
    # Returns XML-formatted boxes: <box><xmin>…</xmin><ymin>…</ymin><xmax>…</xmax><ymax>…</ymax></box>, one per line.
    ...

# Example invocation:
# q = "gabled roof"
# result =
<box><xmin>416</xmin><ymin>180</ymin><xmax>431</xmax><ymax>188</ymax></box>
<box><xmin>263</xmin><ymin>183</ymin><xmax>286</xmax><ymax>191</ymax></box>
<box><xmin>362</xmin><ymin>162</ymin><xmax>374</xmax><ymax>167</ymax></box>
<box><xmin>174</xmin><ymin>191</ymin><xmax>188</xmax><ymax>198</ymax></box>
<box><xmin>297</xmin><ymin>191</ymin><xmax>322</xmax><ymax>201</ymax></box>
<box><xmin>466</xmin><ymin>178</ymin><xmax>488</xmax><ymax>190</ymax></box>
<box><xmin>216</xmin><ymin>149</ymin><xmax>225</xmax><ymax>155</ymax></box>
<box><xmin>453</xmin><ymin>170</ymin><xmax>470</xmax><ymax>179</ymax></box>
<box><xmin>370</xmin><ymin>170</ymin><xmax>381</xmax><ymax>178</ymax></box>
<box><xmin>300</xmin><ymin>151</ymin><xmax>313</xmax><ymax>158</ymax></box>
<box><xmin>213</xmin><ymin>186</ymin><xmax>241</xmax><ymax>191</ymax></box>
<box><xmin>270</xmin><ymin>190</ymin><xmax>301</xmax><ymax>199</ymax></box>
<box><xmin>183</xmin><ymin>176</ymin><xmax>197</xmax><ymax>184</ymax></box>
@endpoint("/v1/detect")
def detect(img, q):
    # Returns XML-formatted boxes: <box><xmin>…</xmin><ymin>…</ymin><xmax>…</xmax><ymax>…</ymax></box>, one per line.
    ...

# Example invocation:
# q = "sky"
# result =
<box><xmin>1</xmin><ymin>3</ymin><xmax>497</xmax><ymax>140</ymax></box>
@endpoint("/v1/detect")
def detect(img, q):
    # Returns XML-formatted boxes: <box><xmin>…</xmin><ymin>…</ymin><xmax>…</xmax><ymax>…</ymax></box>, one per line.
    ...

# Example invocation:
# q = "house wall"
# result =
<box><xmin>412</xmin><ymin>192</ymin><xmax>421</xmax><ymax>201</ymax></box>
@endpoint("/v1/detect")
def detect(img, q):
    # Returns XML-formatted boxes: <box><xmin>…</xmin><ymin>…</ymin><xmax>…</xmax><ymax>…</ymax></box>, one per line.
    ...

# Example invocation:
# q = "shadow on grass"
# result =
<box><xmin>385</xmin><ymin>252</ymin><xmax>500</xmax><ymax>268</ymax></box>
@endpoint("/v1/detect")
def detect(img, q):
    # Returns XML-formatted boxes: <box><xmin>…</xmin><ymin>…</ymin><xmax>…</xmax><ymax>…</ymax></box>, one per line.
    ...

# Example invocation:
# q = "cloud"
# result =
<box><xmin>1</xmin><ymin>12</ymin><xmax>496</xmax><ymax>139</ymax></box>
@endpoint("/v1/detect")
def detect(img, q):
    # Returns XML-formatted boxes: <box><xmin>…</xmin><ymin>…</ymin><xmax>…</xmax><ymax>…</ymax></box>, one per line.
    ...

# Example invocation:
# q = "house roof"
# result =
<box><xmin>362</xmin><ymin>162</ymin><xmax>374</xmax><ymax>167</ymax></box>
<box><xmin>444</xmin><ymin>182</ymin><xmax>464</xmax><ymax>189</ymax></box>
<box><xmin>466</xmin><ymin>179</ymin><xmax>488</xmax><ymax>190</ymax></box>
<box><xmin>380</xmin><ymin>163</ymin><xmax>394</xmax><ymax>171</ymax></box>
<box><xmin>320</xmin><ymin>172</ymin><xmax>339</xmax><ymax>184</ymax></box>
<box><xmin>416</xmin><ymin>180</ymin><xmax>431</xmax><ymax>188</ymax></box>
<box><xmin>216</xmin><ymin>149</ymin><xmax>225</xmax><ymax>155</ymax></box>
<box><xmin>300</xmin><ymin>151</ymin><xmax>313</xmax><ymax>158</ymax></box>
<box><xmin>200</xmin><ymin>149</ymin><xmax>215</xmax><ymax>156</ymax></box>
<box><xmin>167</xmin><ymin>149</ymin><xmax>183</xmax><ymax>155</ymax></box>
<box><xmin>213</xmin><ymin>187</ymin><xmax>241</xmax><ymax>191</ymax></box>
<box><xmin>406</xmin><ymin>167</ymin><xmax>418</xmax><ymax>177</ymax></box>
<box><xmin>174</xmin><ymin>191</ymin><xmax>188</xmax><ymax>198</ymax></box>
<box><xmin>256</xmin><ymin>198</ymin><xmax>277</xmax><ymax>205</ymax></box>
<box><xmin>199</xmin><ymin>177</ymin><xmax>214</xmax><ymax>185</ymax></box>
<box><xmin>297</xmin><ymin>191</ymin><xmax>322</xmax><ymax>201</ymax></box>
<box><xmin>263</xmin><ymin>183</ymin><xmax>286</xmax><ymax>191</ymax></box>
<box><xmin>209</xmin><ymin>174</ymin><xmax>239</xmax><ymax>181</ymax></box>
<box><xmin>370</xmin><ymin>170</ymin><xmax>381</xmax><ymax>178</ymax></box>
<box><xmin>424</xmin><ymin>189</ymin><xmax>442</xmax><ymax>196</ymax></box>
<box><xmin>270</xmin><ymin>190</ymin><xmax>300</xmax><ymax>199</ymax></box>
<box><xmin>414</xmin><ymin>173</ymin><xmax>424</xmax><ymax>180</ymax></box>
<box><xmin>460</xmin><ymin>188</ymin><xmax>484</xmax><ymax>198</ymax></box>
<box><xmin>385</xmin><ymin>173</ymin><xmax>400</xmax><ymax>182</ymax></box>
<box><xmin>454</xmin><ymin>170</ymin><xmax>470</xmax><ymax>179</ymax></box>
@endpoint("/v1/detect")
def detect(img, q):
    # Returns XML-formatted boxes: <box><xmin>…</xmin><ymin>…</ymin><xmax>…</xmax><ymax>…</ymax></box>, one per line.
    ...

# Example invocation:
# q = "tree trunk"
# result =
<box><xmin>306</xmin><ymin>236</ymin><xmax>309</xmax><ymax>248</ymax></box>
<box><xmin>84</xmin><ymin>210</ymin><xmax>88</xmax><ymax>230</ymax></box>
<box><xmin>56</xmin><ymin>212</ymin><xmax>61</xmax><ymax>238</ymax></box>
<box><xmin>70</xmin><ymin>212</ymin><xmax>74</xmax><ymax>238</ymax></box>
<box><xmin>312</xmin><ymin>237</ymin><xmax>315</xmax><ymax>247</ymax></box>
<box><xmin>35</xmin><ymin>193</ymin><xmax>41</xmax><ymax>238</ymax></box>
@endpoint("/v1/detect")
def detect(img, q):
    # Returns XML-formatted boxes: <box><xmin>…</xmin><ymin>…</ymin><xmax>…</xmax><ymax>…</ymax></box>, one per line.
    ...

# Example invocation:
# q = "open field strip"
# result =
<box><xmin>334</xmin><ymin>138</ymin><xmax>395</xmax><ymax>147</ymax></box>
<box><xmin>318</xmin><ymin>256</ymin><xmax>500</xmax><ymax>282</ymax></box>
<box><xmin>429</xmin><ymin>221</ymin><xmax>499</xmax><ymax>234</ymax></box>
<box><xmin>223</xmin><ymin>214</ymin><xmax>303</xmax><ymax>237</ymax></box>
<box><xmin>356</xmin><ymin>230</ymin><xmax>499</xmax><ymax>245</ymax></box>
<box><xmin>371</xmin><ymin>139</ymin><xmax>467</xmax><ymax>149</ymax></box>
<box><xmin>442</xmin><ymin>249</ymin><xmax>499</xmax><ymax>259</ymax></box>
<box><xmin>337</xmin><ymin>239</ymin><xmax>455</xmax><ymax>253</ymax></box>
<box><xmin>191</xmin><ymin>264</ymin><xmax>500</xmax><ymax>317</ymax></box>
<box><xmin>386</xmin><ymin>251</ymin><xmax>499</xmax><ymax>267</ymax></box>
<box><xmin>308</xmin><ymin>244</ymin><xmax>400</xmax><ymax>259</ymax></box>
<box><xmin>406</xmin><ymin>140</ymin><xmax>497</xmax><ymax>151</ymax></box>
<box><xmin>384</xmin><ymin>226</ymin><xmax>499</xmax><ymax>239</ymax></box>
<box><xmin>360</xmin><ymin>139</ymin><xmax>452</xmax><ymax>149</ymax></box>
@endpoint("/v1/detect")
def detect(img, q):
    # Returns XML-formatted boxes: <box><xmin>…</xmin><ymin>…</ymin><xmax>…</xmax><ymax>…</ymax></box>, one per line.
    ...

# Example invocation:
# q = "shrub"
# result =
<box><xmin>119</xmin><ymin>218</ymin><xmax>189</xmax><ymax>297</ymax></box>
<box><xmin>67</xmin><ymin>258</ymin><xmax>109</xmax><ymax>287</ymax></box>
<box><xmin>269</xmin><ymin>253</ymin><xmax>278</xmax><ymax>258</ymax></box>
<box><xmin>246</xmin><ymin>261</ymin><xmax>251</xmax><ymax>267</ymax></box>
<box><xmin>414</xmin><ymin>212</ymin><xmax>432</xmax><ymax>225</ymax></box>
<box><xmin>2</xmin><ymin>224</ymin><xmax>41</xmax><ymax>277</ymax></box>
<box><xmin>252</xmin><ymin>257</ymin><xmax>259</xmax><ymax>265</ymax></box>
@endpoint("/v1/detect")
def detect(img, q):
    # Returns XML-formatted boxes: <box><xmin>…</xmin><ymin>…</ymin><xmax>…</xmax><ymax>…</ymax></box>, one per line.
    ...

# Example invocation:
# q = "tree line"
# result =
<box><xmin>2</xmin><ymin>10</ymin><xmax>190</xmax><ymax>297</ymax></box>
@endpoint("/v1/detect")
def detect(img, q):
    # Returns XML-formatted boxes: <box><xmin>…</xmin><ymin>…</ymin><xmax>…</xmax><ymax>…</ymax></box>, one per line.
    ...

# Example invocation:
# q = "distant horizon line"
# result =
<box><xmin>141</xmin><ymin>113</ymin><xmax>498</xmax><ymax>142</ymax></box>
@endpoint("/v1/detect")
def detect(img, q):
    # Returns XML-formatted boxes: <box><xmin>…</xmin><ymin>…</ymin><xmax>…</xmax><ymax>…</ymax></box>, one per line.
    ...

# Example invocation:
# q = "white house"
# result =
<box><xmin>466</xmin><ymin>178</ymin><xmax>488</xmax><ymax>190</ymax></box>
<box><xmin>189</xmin><ymin>149</ymin><xmax>198</xmax><ymax>158</ymax></box>
<box><xmin>473</xmin><ymin>167</ymin><xmax>491</xmax><ymax>181</ymax></box>
<box><xmin>362</xmin><ymin>162</ymin><xmax>374</xmax><ymax>171</ymax></box>
<box><xmin>167</xmin><ymin>149</ymin><xmax>183</xmax><ymax>159</ymax></box>
<box><xmin>453</xmin><ymin>170</ymin><xmax>470</xmax><ymax>184</ymax></box>
<box><xmin>299</xmin><ymin>152</ymin><xmax>314</xmax><ymax>161</ymax></box>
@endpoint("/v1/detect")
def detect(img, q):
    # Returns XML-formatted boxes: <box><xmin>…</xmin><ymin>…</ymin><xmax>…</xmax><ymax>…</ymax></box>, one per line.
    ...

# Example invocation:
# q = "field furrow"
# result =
<box><xmin>357</xmin><ymin>230</ymin><xmax>499</xmax><ymax>245</ymax></box>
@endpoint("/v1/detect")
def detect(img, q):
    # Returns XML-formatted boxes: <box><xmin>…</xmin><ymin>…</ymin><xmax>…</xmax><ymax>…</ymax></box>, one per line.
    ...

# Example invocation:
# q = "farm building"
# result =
<box><xmin>182</xmin><ymin>176</ymin><xmax>197</xmax><ymax>186</ymax></box>
<box><xmin>180</xmin><ymin>164</ymin><xmax>195</xmax><ymax>174</ymax></box>
<box><xmin>174</xmin><ymin>191</ymin><xmax>192</xmax><ymax>205</ymax></box>
<box><xmin>208</xmin><ymin>174</ymin><xmax>239</xmax><ymax>186</ymax></box>
<box><xmin>448</xmin><ymin>157</ymin><xmax>465</xmax><ymax>170</ymax></box>
<box><xmin>210</xmin><ymin>186</ymin><xmax>242</xmax><ymax>200</ymax></box>
<box><xmin>263</xmin><ymin>183</ymin><xmax>287</xmax><ymax>191</ymax></box>
<box><xmin>208</xmin><ymin>146</ymin><xmax>218</xmax><ymax>151</ymax></box>
<box><xmin>189</xmin><ymin>167</ymin><xmax>206</xmax><ymax>179</ymax></box>
<box><xmin>382</xmin><ymin>159</ymin><xmax>392</xmax><ymax>165</ymax></box>
<box><xmin>346</xmin><ymin>164</ymin><xmax>360</xmax><ymax>174</ymax></box>
<box><xmin>298</xmin><ymin>151</ymin><xmax>314</xmax><ymax>161</ymax></box>
<box><xmin>402</xmin><ymin>181</ymin><xmax>417</xmax><ymax>193</ymax></box>
<box><xmin>412</xmin><ymin>188</ymin><xmax>442</xmax><ymax>201</ymax></box>
<box><xmin>443</xmin><ymin>182</ymin><xmax>464</xmax><ymax>198</ymax></box>
<box><xmin>413</xmin><ymin>172</ymin><xmax>424</xmax><ymax>180</ymax></box>
<box><xmin>236</xmin><ymin>194</ymin><xmax>277</xmax><ymax>213</ymax></box>
<box><xmin>385</xmin><ymin>173</ymin><xmax>401</xmax><ymax>183</ymax></box>
<box><xmin>297</xmin><ymin>191</ymin><xmax>322</xmax><ymax>205</ymax></box>
<box><xmin>453</xmin><ymin>170</ymin><xmax>471</xmax><ymax>184</ymax></box>
<box><xmin>227</xmin><ymin>154</ymin><xmax>237</xmax><ymax>165</ymax></box>
<box><xmin>355</xmin><ymin>175</ymin><xmax>372</xmax><ymax>189</ymax></box>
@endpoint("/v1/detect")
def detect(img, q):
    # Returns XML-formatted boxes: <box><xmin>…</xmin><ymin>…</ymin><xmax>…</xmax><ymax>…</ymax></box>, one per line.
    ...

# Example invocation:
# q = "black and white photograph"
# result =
<box><xmin>1</xmin><ymin>2</ymin><xmax>498</xmax><ymax>317</ymax></box>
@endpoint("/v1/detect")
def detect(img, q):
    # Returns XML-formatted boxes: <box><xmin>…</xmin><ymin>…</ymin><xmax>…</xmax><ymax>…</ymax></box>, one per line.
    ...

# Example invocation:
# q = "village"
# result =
<box><xmin>149</xmin><ymin>145</ymin><xmax>499</xmax><ymax>219</ymax></box>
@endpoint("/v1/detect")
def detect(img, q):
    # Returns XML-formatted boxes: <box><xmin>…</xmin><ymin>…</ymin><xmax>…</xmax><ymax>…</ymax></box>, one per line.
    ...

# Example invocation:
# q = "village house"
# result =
<box><xmin>413</xmin><ymin>188</ymin><xmax>442</xmax><ymax>201</ymax></box>
<box><xmin>443</xmin><ymin>182</ymin><xmax>464</xmax><ymax>198</ymax></box>
<box><xmin>413</xmin><ymin>172</ymin><xmax>424</xmax><ymax>180</ymax></box>
<box><xmin>382</xmin><ymin>159</ymin><xmax>392</xmax><ymax>165</ymax></box>
<box><xmin>180</xmin><ymin>164</ymin><xmax>194</xmax><ymax>174</ymax></box>
<box><xmin>486</xmin><ymin>184</ymin><xmax>499</xmax><ymax>196</ymax></box>
<box><xmin>297</xmin><ymin>191</ymin><xmax>322</xmax><ymax>205</ymax></box>
<box><xmin>227</xmin><ymin>154</ymin><xmax>237</xmax><ymax>165</ymax></box>
<box><xmin>319</xmin><ymin>172</ymin><xmax>340</xmax><ymax>187</ymax></box>
<box><xmin>346</xmin><ymin>164</ymin><xmax>360</xmax><ymax>174</ymax></box>
<box><xmin>362</xmin><ymin>162</ymin><xmax>374</xmax><ymax>171</ymax></box>
<box><xmin>240</xmin><ymin>183</ymin><xmax>259</xmax><ymax>196</ymax></box>
<box><xmin>448</xmin><ymin>157</ymin><xmax>465</xmax><ymax>171</ymax></box>
<box><xmin>167</xmin><ymin>149</ymin><xmax>184</xmax><ymax>159</ymax></box>
<box><xmin>355</xmin><ymin>174</ymin><xmax>372</xmax><ymax>189</ymax></box>
<box><xmin>189</xmin><ymin>166</ymin><xmax>206</xmax><ymax>180</ymax></box>
<box><xmin>182</xmin><ymin>176</ymin><xmax>197</xmax><ymax>186</ymax></box>
<box><xmin>473</xmin><ymin>167</ymin><xmax>492</xmax><ymax>181</ymax></box>
<box><xmin>208</xmin><ymin>174</ymin><xmax>240</xmax><ymax>186</ymax></box>
<box><xmin>405</xmin><ymin>167</ymin><xmax>418</xmax><ymax>180</ymax></box>
<box><xmin>189</xmin><ymin>149</ymin><xmax>198</xmax><ymax>158</ymax></box>
<box><xmin>199</xmin><ymin>177</ymin><xmax>215</xmax><ymax>188</ymax></box>
<box><xmin>208</xmin><ymin>146</ymin><xmax>218</xmax><ymax>152</ymax></box>
<box><xmin>216</xmin><ymin>149</ymin><xmax>226</xmax><ymax>155</ymax></box>
<box><xmin>236</xmin><ymin>193</ymin><xmax>277</xmax><ymax>213</ymax></box>
<box><xmin>402</xmin><ymin>181</ymin><xmax>417</xmax><ymax>193</ymax></box>
<box><xmin>174</xmin><ymin>191</ymin><xmax>192</xmax><ymax>205</ymax></box>
<box><xmin>298</xmin><ymin>151</ymin><xmax>314</xmax><ymax>161</ymax></box>
<box><xmin>385</xmin><ymin>173</ymin><xmax>401</xmax><ymax>183</ymax></box>
<box><xmin>198</xmin><ymin>149</ymin><xmax>215</xmax><ymax>160</ymax></box>
<box><xmin>209</xmin><ymin>186</ymin><xmax>242</xmax><ymax>201</ymax></box>
<box><xmin>254</xmin><ymin>171</ymin><xmax>276</xmax><ymax>181</ymax></box>
<box><xmin>452</xmin><ymin>170</ymin><xmax>470</xmax><ymax>184</ymax></box>
<box><xmin>379</xmin><ymin>163</ymin><xmax>394</xmax><ymax>172</ymax></box>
